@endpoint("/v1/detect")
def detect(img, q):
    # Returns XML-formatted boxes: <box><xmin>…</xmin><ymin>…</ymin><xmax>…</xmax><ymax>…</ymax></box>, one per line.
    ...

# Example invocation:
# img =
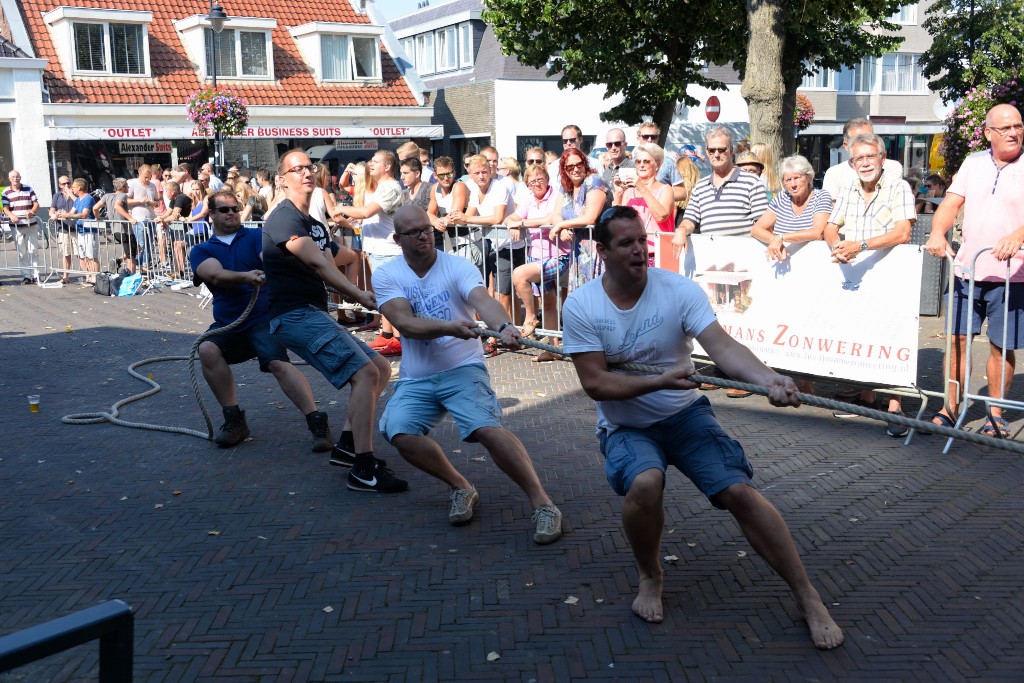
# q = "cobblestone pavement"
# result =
<box><xmin>1</xmin><ymin>276</ymin><xmax>1022</xmax><ymax>682</ymax></box>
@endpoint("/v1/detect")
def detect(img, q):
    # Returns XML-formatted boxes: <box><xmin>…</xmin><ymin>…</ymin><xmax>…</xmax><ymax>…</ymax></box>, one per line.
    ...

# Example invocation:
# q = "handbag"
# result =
<box><xmin>93</xmin><ymin>271</ymin><xmax>124</xmax><ymax>296</ymax></box>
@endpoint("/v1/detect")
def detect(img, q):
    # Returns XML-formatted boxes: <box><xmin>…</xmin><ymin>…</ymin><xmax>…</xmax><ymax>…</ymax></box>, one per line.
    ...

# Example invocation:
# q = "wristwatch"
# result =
<box><xmin>859</xmin><ymin>240</ymin><xmax>869</xmax><ymax>252</ymax></box>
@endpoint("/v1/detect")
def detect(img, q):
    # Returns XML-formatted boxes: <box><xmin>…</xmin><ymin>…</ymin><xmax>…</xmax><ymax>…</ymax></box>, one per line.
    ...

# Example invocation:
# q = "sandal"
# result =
<box><xmin>927</xmin><ymin>411</ymin><xmax>955</xmax><ymax>432</ymax></box>
<box><xmin>979</xmin><ymin>415</ymin><xmax>1010</xmax><ymax>438</ymax></box>
<box><xmin>519</xmin><ymin>319</ymin><xmax>540</xmax><ymax>338</ymax></box>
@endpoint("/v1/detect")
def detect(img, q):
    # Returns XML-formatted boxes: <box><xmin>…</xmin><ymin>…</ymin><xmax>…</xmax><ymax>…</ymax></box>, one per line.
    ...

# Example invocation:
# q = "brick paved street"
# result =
<box><xmin>1</xmin><ymin>278</ymin><xmax>1022</xmax><ymax>682</ymax></box>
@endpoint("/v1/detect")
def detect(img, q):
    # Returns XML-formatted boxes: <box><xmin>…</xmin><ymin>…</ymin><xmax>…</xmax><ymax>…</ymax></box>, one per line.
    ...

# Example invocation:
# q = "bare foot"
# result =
<box><xmin>800</xmin><ymin>597</ymin><xmax>844</xmax><ymax>649</ymax></box>
<box><xmin>632</xmin><ymin>576</ymin><xmax>664</xmax><ymax>623</ymax></box>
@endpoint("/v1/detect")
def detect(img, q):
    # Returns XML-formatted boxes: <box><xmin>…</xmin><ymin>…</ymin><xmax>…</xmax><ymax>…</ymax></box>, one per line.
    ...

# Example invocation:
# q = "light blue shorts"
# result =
<box><xmin>380</xmin><ymin>363</ymin><xmax>502</xmax><ymax>442</ymax></box>
<box><xmin>269</xmin><ymin>305</ymin><xmax>377</xmax><ymax>389</ymax></box>
<box><xmin>367</xmin><ymin>252</ymin><xmax>400</xmax><ymax>274</ymax></box>
<box><xmin>598</xmin><ymin>396</ymin><xmax>754</xmax><ymax>508</ymax></box>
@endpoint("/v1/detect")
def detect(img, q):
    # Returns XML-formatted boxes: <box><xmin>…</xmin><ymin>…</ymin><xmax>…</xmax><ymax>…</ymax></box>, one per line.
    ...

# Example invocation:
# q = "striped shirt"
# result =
<box><xmin>828</xmin><ymin>170</ymin><xmax>916</xmax><ymax>241</ymax></box>
<box><xmin>2</xmin><ymin>185</ymin><xmax>39</xmax><ymax>224</ymax></box>
<box><xmin>683</xmin><ymin>168</ymin><xmax>768</xmax><ymax>236</ymax></box>
<box><xmin>768</xmin><ymin>188</ymin><xmax>832</xmax><ymax>235</ymax></box>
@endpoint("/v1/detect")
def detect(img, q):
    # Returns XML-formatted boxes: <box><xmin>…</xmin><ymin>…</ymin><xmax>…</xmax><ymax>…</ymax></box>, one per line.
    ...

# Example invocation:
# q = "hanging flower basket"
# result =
<box><xmin>794</xmin><ymin>94</ymin><xmax>815</xmax><ymax>131</ymax></box>
<box><xmin>186</xmin><ymin>87</ymin><xmax>249</xmax><ymax>138</ymax></box>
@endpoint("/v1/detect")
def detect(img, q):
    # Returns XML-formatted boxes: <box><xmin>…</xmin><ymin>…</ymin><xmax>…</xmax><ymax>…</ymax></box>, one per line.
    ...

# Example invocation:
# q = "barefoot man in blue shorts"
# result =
<box><xmin>561</xmin><ymin>205</ymin><xmax>843</xmax><ymax>649</ymax></box>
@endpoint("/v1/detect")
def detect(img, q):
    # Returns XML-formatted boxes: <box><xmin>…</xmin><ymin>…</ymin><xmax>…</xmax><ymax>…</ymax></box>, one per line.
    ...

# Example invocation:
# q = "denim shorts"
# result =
<box><xmin>951</xmin><ymin>276</ymin><xmax>1024</xmax><ymax>349</ymax></box>
<box><xmin>598</xmin><ymin>396</ymin><xmax>754</xmax><ymax>507</ymax></box>
<box><xmin>367</xmin><ymin>252</ymin><xmax>399</xmax><ymax>274</ymax></box>
<box><xmin>269</xmin><ymin>306</ymin><xmax>377</xmax><ymax>389</ymax></box>
<box><xmin>380</xmin><ymin>363</ymin><xmax>502</xmax><ymax>442</ymax></box>
<box><xmin>206</xmin><ymin>320</ymin><xmax>290</xmax><ymax>372</ymax></box>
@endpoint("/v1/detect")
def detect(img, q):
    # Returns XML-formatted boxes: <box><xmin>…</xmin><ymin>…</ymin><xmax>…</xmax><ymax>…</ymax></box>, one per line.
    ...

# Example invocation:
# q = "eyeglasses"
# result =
<box><xmin>284</xmin><ymin>164</ymin><xmax>317</xmax><ymax>175</ymax></box>
<box><xmin>527</xmin><ymin>178</ymin><xmax>547</xmax><ymax>187</ymax></box>
<box><xmin>850</xmin><ymin>153</ymin><xmax>881</xmax><ymax>165</ymax></box>
<box><xmin>706</xmin><ymin>147</ymin><xmax>729</xmax><ymax>155</ymax></box>
<box><xmin>214</xmin><ymin>206</ymin><xmax>241</xmax><ymax>214</ymax></box>
<box><xmin>397</xmin><ymin>226</ymin><xmax>434</xmax><ymax>239</ymax></box>
<box><xmin>639</xmin><ymin>134</ymin><xmax>659</xmax><ymax>141</ymax></box>
<box><xmin>564</xmin><ymin>161</ymin><xmax>586</xmax><ymax>172</ymax></box>
<box><xmin>634</xmin><ymin>158</ymin><xmax>654</xmax><ymax>166</ymax></box>
<box><xmin>436</xmin><ymin>172</ymin><xmax>454</xmax><ymax>179</ymax></box>
<box><xmin>605</xmin><ymin>140</ymin><xmax>625</xmax><ymax>148</ymax></box>
<box><xmin>562</xmin><ymin>137</ymin><xmax>578</xmax><ymax>144</ymax></box>
<box><xmin>525</xmin><ymin>158</ymin><xmax>545</xmax><ymax>165</ymax></box>
<box><xmin>988</xmin><ymin>123</ymin><xmax>1024</xmax><ymax>136</ymax></box>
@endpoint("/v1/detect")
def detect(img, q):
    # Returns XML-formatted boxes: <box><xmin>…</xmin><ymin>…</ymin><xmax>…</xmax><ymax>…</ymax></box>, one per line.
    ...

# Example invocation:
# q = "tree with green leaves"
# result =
<box><xmin>482</xmin><ymin>0</ymin><xmax>745</xmax><ymax>145</ymax></box>
<box><xmin>919</xmin><ymin>0</ymin><xmax>1024</xmax><ymax>103</ymax></box>
<box><xmin>483</xmin><ymin>0</ymin><xmax>903</xmax><ymax>161</ymax></box>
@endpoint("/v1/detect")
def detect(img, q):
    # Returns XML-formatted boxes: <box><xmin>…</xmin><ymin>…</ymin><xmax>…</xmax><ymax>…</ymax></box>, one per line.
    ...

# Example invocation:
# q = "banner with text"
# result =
<box><xmin>656</xmin><ymin>235</ymin><xmax>923</xmax><ymax>387</ymax></box>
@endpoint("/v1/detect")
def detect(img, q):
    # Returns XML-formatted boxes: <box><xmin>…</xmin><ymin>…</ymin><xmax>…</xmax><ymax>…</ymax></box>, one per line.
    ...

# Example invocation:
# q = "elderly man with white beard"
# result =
<box><xmin>823</xmin><ymin>132</ymin><xmax>915</xmax><ymax>436</ymax></box>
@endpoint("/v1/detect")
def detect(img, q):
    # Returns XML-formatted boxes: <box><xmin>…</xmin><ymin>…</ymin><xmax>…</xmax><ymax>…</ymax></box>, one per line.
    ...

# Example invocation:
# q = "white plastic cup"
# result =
<box><xmin>28</xmin><ymin>395</ymin><xmax>40</xmax><ymax>413</ymax></box>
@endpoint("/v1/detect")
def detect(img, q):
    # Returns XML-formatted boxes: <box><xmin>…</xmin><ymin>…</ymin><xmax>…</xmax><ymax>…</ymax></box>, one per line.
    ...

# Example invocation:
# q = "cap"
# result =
<box><xmin>735</xmin><ymin>151</ymin><xmax>764</xmax><ymax>170</ymax></box>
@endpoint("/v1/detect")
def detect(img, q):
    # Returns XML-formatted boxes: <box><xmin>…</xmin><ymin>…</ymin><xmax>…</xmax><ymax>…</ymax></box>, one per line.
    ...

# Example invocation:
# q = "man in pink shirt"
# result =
<box><xmin>926</xmin><ymin>104</ymin><xmax>1024</xmax><ymax>435</ymax></box>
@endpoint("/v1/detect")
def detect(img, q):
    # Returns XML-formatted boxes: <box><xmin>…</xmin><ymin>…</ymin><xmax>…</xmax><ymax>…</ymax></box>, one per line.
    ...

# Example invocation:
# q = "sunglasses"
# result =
<box><xmin>706</xmin><ymin>147</ymin><xmax>729</xmax><ymax>155</ymax></box>
<box><xmin>214</xmin><ymin>206</ymin><xmax>241</xmax><ymax>214</ymax></box>
<box><xmin>639</xmin><ymin>134</ymin><xmax>658</xmax><ymax>141</ymax></box>
<box><xmin>564</xmin><ymin>161</ymin><xmax>586</xmax><ymax>172</ymax></box>
<box><xmin>436</xmin><ymin>172</ymin><xmax>454</xmax><ymax>179</ymax></box>
<box><xmin>59</xmin><ymin>181</ymin><xmax>70</xmax><ymax>186</ymax></box>
<box><xmin>525</xmin><ymin>158</ymin><xmax>545</xmax><ymax>165</ymax></box>
<box><xmin>606</xmin><ymin>140</ymin><xmax>625</xmax><ymax>147</ymax></box>
<box><xmin>562</xmin><ymin>137</ymin><xmax>578</xmax><ymax>144</ymax></box>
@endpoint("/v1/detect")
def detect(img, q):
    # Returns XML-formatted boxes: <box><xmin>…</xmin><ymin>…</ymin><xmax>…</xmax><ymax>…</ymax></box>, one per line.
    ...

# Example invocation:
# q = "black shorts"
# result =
<box><xmin>483</xmin><ymin>244</ymin><xmax>527</xmax><ymax>295</ymax></box>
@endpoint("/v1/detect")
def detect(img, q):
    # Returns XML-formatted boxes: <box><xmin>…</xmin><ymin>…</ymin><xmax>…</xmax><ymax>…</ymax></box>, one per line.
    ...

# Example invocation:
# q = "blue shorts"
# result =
<box><xmin>367</xmin><ymin>252</ymin><xmax>399</xmax><ymax>274</ymax></box>
<box><xmin>206</xmin><ymin>320</ymin><xmax>289</xmax><ymax>372</ymax></box>
<box><xmin>269</xmin><ymin>305</ymin><xmax>377</xmax><ymax>389</ymax></box>
<box><xmin>380</xmin><ymin>363</ymin><xmax>502</xmax><ymax>442</ymax></box>
<box><xmin>951</xmin><ymin>276</ymin><xmax>1024</xmax><ymax>349</ymax></box>
<box><xmin>598</xmin><ymin>396</ymin><xmax>754</xmax><ymax>508</ymax></box>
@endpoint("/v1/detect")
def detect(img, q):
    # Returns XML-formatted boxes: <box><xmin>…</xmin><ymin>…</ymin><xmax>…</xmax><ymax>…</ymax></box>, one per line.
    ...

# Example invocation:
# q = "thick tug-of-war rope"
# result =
<box><xmin>60</xmin><ymin>283</ymin><xmax>1022</xmax><ymax>455</ymax></box>
<box><xmin>62</xmin><ymin>285</ymin><xmax>263</xmax><ymax>440</ymax></box>
<box><xmin>477</xmin><ymin>327</ymin><xmax>1024</xmax><ymax>456</ymax></box>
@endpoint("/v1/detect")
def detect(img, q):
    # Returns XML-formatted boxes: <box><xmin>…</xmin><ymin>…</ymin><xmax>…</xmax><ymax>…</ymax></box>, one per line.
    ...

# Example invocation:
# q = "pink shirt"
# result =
<box><xmin>950</xmin><ymin>150</ymin><xmax>1024</xmax><ymax>282</ymax></box>
<box><xmin>516</xmin><ymin>186</ymin><xmax>564</xmax><ymax>260</ymax></box>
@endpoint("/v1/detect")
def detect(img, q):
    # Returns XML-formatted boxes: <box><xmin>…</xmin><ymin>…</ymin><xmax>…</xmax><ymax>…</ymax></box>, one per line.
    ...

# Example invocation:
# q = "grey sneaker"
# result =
<box><xmin>532</xmin><ymin>504</ymin><xmax>563</xmax><ymax>545</ymax></box>
<box><xmin>448</xmin><ymin>487</ymin><xmax>479</xmax><ymax>525</ymax></box>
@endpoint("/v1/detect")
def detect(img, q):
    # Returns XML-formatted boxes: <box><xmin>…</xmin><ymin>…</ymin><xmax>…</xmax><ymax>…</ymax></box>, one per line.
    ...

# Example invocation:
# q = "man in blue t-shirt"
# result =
<box><xmin>66</xmin><ymin>178</ymin><xmax>98</xmax><ymax>285</ymax></box>
<box><xmin>188</xmin><ymin>189</ymin><xmax>331</xmax><ymax>451</ymax></box>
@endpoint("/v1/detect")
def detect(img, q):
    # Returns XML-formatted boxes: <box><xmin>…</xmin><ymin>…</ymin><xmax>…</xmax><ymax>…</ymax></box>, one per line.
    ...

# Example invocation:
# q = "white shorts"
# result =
<box><xmin>77</xmin><ymin>232</ymin><xmax>99</xmax><ymax>259</ymax></box>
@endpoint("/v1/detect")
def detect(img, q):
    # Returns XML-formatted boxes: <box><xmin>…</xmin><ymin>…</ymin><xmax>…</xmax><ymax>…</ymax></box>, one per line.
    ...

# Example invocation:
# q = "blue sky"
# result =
<box><xmin>377</xmin><ymin>0</ymin><xmax>425</xmax><ymax>21</ymax></box>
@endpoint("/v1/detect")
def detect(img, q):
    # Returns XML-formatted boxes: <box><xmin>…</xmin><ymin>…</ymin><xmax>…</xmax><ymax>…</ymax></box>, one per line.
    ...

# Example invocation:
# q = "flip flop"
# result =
<box><xmin>979</xmin><ymin>415</ymin><xmax>1010</xmax><ymax>438</ymax></box>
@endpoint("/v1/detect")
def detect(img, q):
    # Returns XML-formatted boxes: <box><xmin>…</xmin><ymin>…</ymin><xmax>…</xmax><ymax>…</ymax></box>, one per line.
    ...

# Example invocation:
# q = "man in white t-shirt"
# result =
<box><xmin>822</xmin><ymin>118</ymin><xmax>904</xmax><ymax>202</ymax></box>
<box><xmin>336</xmin><ymin>150</ymin><xmax>405</xmax><ymax>356</ymax></box>
<box><xmin>373</xmin><ymin>204</ymin><xmax>563</xmax><ymax>545</ymax></box>
<box><xmin>125</xmin><ymin>164</ymin><xmax>160</xmax><ymax>268</ymax></box>
<box><xmin>561</xmin><ymin>205</ymin><xmax>843</xmax><ymax>650</ymax></box>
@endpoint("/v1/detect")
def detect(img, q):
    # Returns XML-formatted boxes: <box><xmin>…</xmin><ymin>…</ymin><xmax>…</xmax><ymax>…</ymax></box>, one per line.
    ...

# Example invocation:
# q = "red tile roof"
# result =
<box><xmin>20</xmin><ymin>0</ymin><xmax>420</xmax><ymax>107</ymax></box>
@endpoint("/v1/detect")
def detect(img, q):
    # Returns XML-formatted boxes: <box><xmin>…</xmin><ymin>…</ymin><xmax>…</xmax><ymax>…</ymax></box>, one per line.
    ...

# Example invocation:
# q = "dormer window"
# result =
<box><xmin>175</xmin><ymin>15</ymin><xmax>276</xmax><ymax>81</ymax></box>
<box><xmin>44</xmin><ymin>8</ymin><xmax>152</xmax><ymax>77</ymax></box>
<box><xmin>289</xmin><ymin>22</ymin><xmax>383</xmax><ymax>84</ymax></box>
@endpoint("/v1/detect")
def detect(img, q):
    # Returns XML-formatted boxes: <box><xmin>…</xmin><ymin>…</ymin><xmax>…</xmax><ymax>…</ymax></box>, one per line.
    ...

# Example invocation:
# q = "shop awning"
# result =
<box><xmin>44</xmin><ymin>124</ymin><xmax>444</xmax><ymax>141</ymax></box>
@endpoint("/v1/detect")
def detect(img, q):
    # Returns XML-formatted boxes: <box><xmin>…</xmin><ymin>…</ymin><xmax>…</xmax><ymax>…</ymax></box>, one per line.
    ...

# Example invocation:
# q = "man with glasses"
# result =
<box><xmin>925</xmin><ymin>103</ymin><xmax>1024</xmax><ymax>436</ymax></box>
<box><xmin>547</xmin><ymin>124</ymin><xmax>598</xmax><ymax>180</ymax></box>
<box><xmin>262</xmin><ymin>149</ymin><xmax>407</xmax><ymax>494</ymax></box>
<box><xmin>189</xmin><ymin>189</ymin><xmax>332</xmax><ymax>452</ymax></box>
<box><xmin>601</xmin><ymin>128</ymin><xmax>634</xmax><ymax>196</ymax></box>
<box><xmin>48</xmin><ymin>175</ymin><xmax>77</xmax><ymax>282</ymax></box>
<box><xmin>373</xmin><ymin>203</ymin><xmax>563</xmax><ymax>544</ymax></box>
<box><xmin>824</xmin><ymin>133</ymin><xmax>914</xmax><ymax>436</ymax></box>
<box><xmin>822</xmin><ymin>118</ymin><xmax>904</xmax><ymax>202</ymax></box>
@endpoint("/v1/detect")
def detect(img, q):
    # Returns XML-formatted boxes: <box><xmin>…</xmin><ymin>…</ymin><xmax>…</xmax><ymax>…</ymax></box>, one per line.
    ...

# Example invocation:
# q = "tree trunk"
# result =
<box><xmin>781</xmin><ymin>75</ymin><xmax>801</xmax><ymax>156</ymax></box>
<box><xmin>652</xmin><ymin>99</ymin><xmax>677</xmax><ymax>148</ymax></box>
<box><xmin>741</xmin><ymin>0</ymin><xmax>786</xmax><ymax>164</ymax></box>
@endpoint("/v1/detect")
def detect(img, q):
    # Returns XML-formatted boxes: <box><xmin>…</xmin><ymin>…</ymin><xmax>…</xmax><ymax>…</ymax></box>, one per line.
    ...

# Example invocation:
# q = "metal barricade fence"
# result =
<box><xmin>938</xmin><ymin>246</ymin><xmax>1024</xmax><ymax>453</ymax></box>
<box><xmin>0</xmin><ymin>218</ymin><xmax>48</xmax><ymax>281</ymax></box>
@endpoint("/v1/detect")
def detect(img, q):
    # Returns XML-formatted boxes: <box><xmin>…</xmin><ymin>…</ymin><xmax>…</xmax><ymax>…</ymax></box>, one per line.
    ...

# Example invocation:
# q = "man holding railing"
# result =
<box><xmin>48</xmin><ymin>175</ymin><xmax>77</xmax><ymax>283</ymax></box>
<box><xmin>2</xmin><ymin>169</ymin><xmax>40</xmax><ymax>284</ymax></box>
<box><xmin>925</xmin><ymin>104</ymin><xmax>1024</xmax><ymax>437</ymax></box>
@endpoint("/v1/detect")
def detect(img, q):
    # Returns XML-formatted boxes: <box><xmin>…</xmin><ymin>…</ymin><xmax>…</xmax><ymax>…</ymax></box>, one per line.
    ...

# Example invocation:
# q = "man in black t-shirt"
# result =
<box><xmin>262</xmin><ymin>149</ymin><xmax>407</xmax><ymax>494</ymax></box>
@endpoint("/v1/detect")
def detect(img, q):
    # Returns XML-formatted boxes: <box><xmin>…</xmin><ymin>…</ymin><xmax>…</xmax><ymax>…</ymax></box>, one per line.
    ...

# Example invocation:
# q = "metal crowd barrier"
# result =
<box><xmin>0</xmin><ymin>599</ymin><xmax>133</xmax><ymax>682</ymax></box>
<box><xmin>935</xmin><ymin>246</ymin><xmax>1024</xmax><ymax>453</ymax></box>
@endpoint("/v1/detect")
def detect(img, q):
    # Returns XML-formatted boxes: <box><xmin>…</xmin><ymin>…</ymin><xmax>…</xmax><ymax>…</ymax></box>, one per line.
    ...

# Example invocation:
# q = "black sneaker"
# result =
<box><xmin>330</xmin><ymin>443</ymin><xmax>357</xmax><ymax>468</ymax></box>
<box><xmin>214</xmin><ymin>409</ymin><xmax>250</xmax><ymax>447</ymax></box>
<box><xmin>886</xmin><ymin>410</ymin><xmax>909</xmax><ymax>438</ymax></box>
<box><xmin>306</xmin><ymin>411</ymin><xmax>332</xmax><ymax>452</ymax></box>
<box><xmin>347</xmin><ymin>459</ymin><xmax>409</xmax><ymax>493</ymax></box>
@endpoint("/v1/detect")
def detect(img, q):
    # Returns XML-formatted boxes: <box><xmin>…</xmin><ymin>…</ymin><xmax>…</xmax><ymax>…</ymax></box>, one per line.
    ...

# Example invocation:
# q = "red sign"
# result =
<box><xmin>706</xmin><ymin>96</ymin><xmax>721</xmax><ymax>123</ymax></box>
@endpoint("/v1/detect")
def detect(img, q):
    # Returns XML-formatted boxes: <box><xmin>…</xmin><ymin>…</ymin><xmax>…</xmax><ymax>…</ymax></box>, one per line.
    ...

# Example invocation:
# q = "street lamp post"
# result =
<box><xmin>206</xmin><ymin>2</ymin><xmax>228</xmax><ymax>181</ymax></box>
